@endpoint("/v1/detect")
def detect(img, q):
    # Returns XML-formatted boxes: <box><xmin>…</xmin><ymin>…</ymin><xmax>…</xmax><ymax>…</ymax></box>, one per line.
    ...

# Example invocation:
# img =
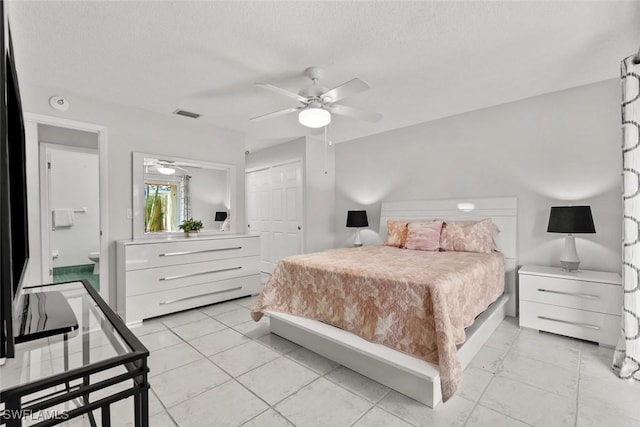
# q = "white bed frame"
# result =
<box><xmin>267</xmin><ymin>197</ymin><xmax>518</xmax><ymax>407</ymax></box>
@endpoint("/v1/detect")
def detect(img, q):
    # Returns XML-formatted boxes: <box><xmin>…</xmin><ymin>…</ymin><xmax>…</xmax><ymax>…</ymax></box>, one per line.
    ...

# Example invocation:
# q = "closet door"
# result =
<box><xmin>246</xmin><ymin>169</ymin><xmax>272</xmax><ymax>274</ymax></box>
<box><xmin>270</xmin><ymin>162</ymin><xmax>303</xmax><ymax>269</ymax></box>
<box><xmin>246</xmin><ymin>160</ymin><xmax>303</xmax><ymax>275</ymax></box>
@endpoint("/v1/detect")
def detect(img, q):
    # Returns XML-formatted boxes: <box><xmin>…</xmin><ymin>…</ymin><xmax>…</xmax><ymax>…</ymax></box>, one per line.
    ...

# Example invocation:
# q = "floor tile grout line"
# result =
<box><xmin>320</xmin><ymin>365</ymin><xmax>393</xmax><ymax>406</ymax></box>
<box><xmin>372</xmin><ymin>401</ymin><xmax>419</xmax><ymax>427</ymax></box>
<box><xmin>574</xmin><ymin>344</ymin><xmax>582</xmax><ymax>427</ymax></box>
<box><xmin>164</xmin><ymin>311</ymin><xmax>313</xmax><ymax>418</ymax></box>
<box><xmin>462</xmin><ymin>322</ymin><xmax>521</xmax><ymax>427</ymax></box>
<box><xmin>146</xmin><ymin>302</ymin><xmax>542</xmax><ymax>427</ymax></box>
<box><xmin>148</xmin><ymin>387</ymin><xmax>180</xmax><ymax>427</ymax></box>
<box><xmin>346</xmin><ymin>403</ymin><xmax>377</xmax><ymax>427</ymax></box>
<box><xmin>475</xmin><ymin>324</ymin><xmax>581</xmax><ymax>427</ymax></box>
<box><xmin>265</xmin><ymin>374</ymin><xmax>323</xmax><ymax>408</ymax></box>
<box><xmin>155</xmin><ymin>320</ymin><xmax>279</xmax><ymax>424</ymax></box>
<box><xmin>237</xmin><ymin>407</ymin><xmax>272</xmax><ymax>427</ymax></box>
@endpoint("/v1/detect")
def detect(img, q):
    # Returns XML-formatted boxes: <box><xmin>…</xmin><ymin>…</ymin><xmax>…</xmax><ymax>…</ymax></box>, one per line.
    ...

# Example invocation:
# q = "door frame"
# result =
<box><xmin>24</xmin><ymin>113</ymin><xmax>110</xmax><ymax>304</ymax></box>
<box><xmin>246</xmin><ymin>158</ymin><xmax>304</xmax><ymax>273</ymax></box>
<box><xmin>39</xmin><ymin>143</ymin><xmax>99</xmax><ymax>283</ymax></box>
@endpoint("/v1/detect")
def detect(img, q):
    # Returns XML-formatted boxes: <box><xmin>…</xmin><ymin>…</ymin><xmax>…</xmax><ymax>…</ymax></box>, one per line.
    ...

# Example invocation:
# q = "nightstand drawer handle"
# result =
<box><xmin>537</xmin><ymin>316</ymin><xmax>600</xmax><ymax>330</ymax></box>
<box><xmin>537</xmin><ymin>289</ymin><xmax>600</xmax><ymax>300</ymax></box>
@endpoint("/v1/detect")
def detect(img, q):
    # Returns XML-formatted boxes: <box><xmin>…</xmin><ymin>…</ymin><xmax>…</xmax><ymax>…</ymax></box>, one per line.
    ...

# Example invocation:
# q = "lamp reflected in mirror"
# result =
<box><xmin>215</xmin><ymin>211</ymin><xmax>228</xmax><ymax>231</ymax></box>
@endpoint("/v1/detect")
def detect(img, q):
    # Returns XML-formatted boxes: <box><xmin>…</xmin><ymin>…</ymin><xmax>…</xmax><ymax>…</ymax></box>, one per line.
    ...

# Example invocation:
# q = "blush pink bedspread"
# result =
<box><xmin>250</xmin><ymin>246</ymin><xmax>505</xmax><ymax>401</ymax></box>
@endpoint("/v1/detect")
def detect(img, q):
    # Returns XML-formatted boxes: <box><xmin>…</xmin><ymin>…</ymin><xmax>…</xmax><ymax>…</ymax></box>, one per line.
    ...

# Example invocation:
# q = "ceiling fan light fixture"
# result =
<box><xmin>298</xmin><ymin>107</ymin><xmax>331</xmax><ymax>128</ymax></box>
<box><xmin>157</xmin><ymin>166</ymin><xmax>176</xmax><ymax>175</ymax></box>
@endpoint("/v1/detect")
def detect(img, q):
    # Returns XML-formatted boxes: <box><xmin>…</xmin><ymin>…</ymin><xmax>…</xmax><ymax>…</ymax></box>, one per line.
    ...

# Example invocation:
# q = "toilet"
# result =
<box><xmin>88</xmin><ymin>251</ymin><xmax>100</xmax><ymax>275</ymax></box>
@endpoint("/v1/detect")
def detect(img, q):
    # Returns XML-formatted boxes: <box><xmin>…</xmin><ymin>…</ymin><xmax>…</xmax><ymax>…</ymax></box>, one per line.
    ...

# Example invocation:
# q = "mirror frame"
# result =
<box><xmin>132</xmin><ymin>152</ymin><xmax>237</xmax><ymax>239</ymax></box>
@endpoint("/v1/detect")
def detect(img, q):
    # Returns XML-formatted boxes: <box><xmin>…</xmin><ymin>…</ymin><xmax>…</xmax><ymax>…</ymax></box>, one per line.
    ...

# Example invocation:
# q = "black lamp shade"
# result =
<box><xmin>547</xmin><ymin>206</ymin><xmax>595</xmax><ymax>234</ymax></box>
<box><xmin>346</xmin><ymin>210</ymin><xmax>368</xmax><ymax>228</ymax></box>
<box><xmin>215</xmin><ymin>211</ymin><xmax>228</xmax><ymax>222</ymax></box>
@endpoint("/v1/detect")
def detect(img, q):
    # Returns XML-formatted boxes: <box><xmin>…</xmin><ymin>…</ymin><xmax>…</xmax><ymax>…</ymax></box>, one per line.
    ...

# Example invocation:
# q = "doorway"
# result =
<box><xmin>24</xmin><ymin>114</ymin><xmax>110</xmax><ymax>304</ymax></box>
<box><xmin>246</xmin><ymin>160</ymin><xmax>303</xmax><ymax>274</ymax></box>
<box><xmin>40</xmin><ymin>142</ymin><xmax>100</xmax><ymax>290</ymax></box>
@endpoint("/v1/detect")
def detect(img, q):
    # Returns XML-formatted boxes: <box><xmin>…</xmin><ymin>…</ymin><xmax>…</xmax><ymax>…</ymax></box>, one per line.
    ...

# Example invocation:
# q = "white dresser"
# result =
<box><xmin>518</xmin><ymin>265</ymin><xmax>622</xmax><ymax>346</ymax></box>
<box><xmin>116</xmin><ymin>234</ymin><xmax>261</xmax><ymax>325</ymax></box>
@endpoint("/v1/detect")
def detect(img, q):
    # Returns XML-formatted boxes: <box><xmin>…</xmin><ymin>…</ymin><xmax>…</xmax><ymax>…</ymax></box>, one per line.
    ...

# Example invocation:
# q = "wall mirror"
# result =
<box><xmin>132</xmin><ymin>152</ymin><xmax>236</xmax><ymax>239</ymax></box>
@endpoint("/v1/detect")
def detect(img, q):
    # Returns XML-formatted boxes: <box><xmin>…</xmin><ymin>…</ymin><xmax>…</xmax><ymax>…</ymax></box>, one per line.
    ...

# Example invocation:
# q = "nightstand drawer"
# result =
<box><xmin>520</xmin><ymin>274</ymin><xmax>622</xmax><ymax>315</ymax></box>
<box><xmin>520</xmin><ymin>301</ymin><xmax>620</xmax><ymax>346</ymax></box>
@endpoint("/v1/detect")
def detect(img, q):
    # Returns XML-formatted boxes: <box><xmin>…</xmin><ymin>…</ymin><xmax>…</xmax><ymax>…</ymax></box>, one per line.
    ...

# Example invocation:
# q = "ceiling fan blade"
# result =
<box><xmin>328</xmin><ymin>104</ymin><xmax>382</xmax><ymax>123</ymax></box>
<box><xmin>249</xmin><ymin>107</ymin><xmax>300</xmax><ymax>122</ymax></box>
<box><xmin>321</xmin><ymin>78</ymin><xmax>370</xmax><ymax>103</ymax></box>
<box><xmin>256</xmin><ymin>83</ymin><xmax>308</xmax><ymax>103</ymax></box>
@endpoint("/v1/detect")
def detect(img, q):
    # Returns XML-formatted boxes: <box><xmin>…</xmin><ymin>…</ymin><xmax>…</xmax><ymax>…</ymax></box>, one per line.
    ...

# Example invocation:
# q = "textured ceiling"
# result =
<box><xmin>7</xmin><ymin>1</ymin><xmax>640</xmax><ymax>151</ymax></box>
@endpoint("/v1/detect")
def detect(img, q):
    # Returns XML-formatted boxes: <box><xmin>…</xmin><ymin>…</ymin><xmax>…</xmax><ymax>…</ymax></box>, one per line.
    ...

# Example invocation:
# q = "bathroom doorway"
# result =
<box><xmin>40</xmin><ymin>140</ymin><xmax>100</xmax><ymax>291</ymax></box>
<box><xmin>22</xmin><ymin>114</ymin><xmax>110</xmax><ymax>305</ymax></box>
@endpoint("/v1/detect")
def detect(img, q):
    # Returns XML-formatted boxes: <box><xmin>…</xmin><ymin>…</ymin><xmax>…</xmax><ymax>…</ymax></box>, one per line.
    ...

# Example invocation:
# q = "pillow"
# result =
<box><xmin>440</xmin><ymin>219</ymin><xmax>499</xmax><ymax>253</ymax></box>
<box><xmin>404</xmin><ymin>221</ymin><xmax>444</xmax><ymax>251</ymax></box>
<box><xmin>384</xmin><ymin>220</ymin><xmax>408</xmax><ymax>247</ymax></box>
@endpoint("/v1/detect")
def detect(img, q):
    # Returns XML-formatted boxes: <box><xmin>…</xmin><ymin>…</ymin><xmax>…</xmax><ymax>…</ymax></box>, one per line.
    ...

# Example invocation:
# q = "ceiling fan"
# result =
<box><xmin>250</xmin><ymin>67</ymin><xmax>382</xmax><ymax>128</ymax></box>
<box><xmin>144</xmin><ymin>159</ymin><xmax>190</xmax><ymax>175</ymax></box>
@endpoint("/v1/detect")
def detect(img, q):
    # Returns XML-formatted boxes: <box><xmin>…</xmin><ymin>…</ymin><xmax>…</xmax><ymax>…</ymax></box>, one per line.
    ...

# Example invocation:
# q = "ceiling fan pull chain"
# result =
<box><xmin>324</xmin><ymin>125</ymin><xmax>328</xmax><ymax>175</ymax></box>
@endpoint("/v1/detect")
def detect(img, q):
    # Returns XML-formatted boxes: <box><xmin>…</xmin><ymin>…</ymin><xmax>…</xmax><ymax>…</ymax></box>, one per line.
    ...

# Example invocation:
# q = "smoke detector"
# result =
<box><xmin>49</xmin><ymin>96</ymin><xmax>69</xmax><ymax>111</ymax></box>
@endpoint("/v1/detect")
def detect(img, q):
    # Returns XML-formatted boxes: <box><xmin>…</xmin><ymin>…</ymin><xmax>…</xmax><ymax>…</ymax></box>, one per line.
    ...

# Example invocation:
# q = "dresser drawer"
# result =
<box><xmin>125</xmin><ymin>256</ymin><xmax>260</xmax><ymax>296</ymax></box>
<box><xmin>123</xmin><ymin>236</ymin><xmax>260</xmax><ymax>271</ymax></box>
<box><xmin>519</xmin><ymin>301</ymin><xmax>620</xmax><ymax>346</ymax></box>
<box><xmin>126</xmin><ymin>275</ymin><xmax>261</xmax><ymax>323</ymax></box>
<box><xmin>520</xmin><ymin>274</ymin><xmax>622</xmax><ymax>315</ymax></box>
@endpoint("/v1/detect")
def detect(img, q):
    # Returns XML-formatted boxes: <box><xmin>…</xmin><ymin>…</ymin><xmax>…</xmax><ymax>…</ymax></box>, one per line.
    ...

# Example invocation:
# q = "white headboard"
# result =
<box><xmin>379</xmin><ymin>197</ymin><xmax>518</xmax><ymax>316</ymax></box>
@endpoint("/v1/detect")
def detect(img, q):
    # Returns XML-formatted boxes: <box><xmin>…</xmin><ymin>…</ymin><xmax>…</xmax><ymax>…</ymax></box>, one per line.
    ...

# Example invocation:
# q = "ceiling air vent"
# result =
<box><xmin>173</xmin><ymin>109</ymin><xmax>201</xmax><ymax>119</ymax></box>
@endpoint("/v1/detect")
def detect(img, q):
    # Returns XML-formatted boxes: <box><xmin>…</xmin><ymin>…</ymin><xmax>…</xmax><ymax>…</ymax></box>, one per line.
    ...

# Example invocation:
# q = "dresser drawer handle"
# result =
<box><xmin>537</xmin><ymin>289</ymin><xmax>600</xmax><ymax>300</ymax></box>
<box><xmin>537</xmin><ymin>316</ymin><xmax>600</xmax><ymax>330</ymax></box>
<box><xmin>159</xmin><ymin>286</ymin><xmax>243</xmax><ymax>305</ymax></box>
<box><xmin>159</xmin><ymin>247</ymin><xmax>243</xmax><ymax>257</ymax></box>
<box><xmin>159</xmin><ymin>266</ymin><xmax>242</xmax><ymax>281</ymax></box>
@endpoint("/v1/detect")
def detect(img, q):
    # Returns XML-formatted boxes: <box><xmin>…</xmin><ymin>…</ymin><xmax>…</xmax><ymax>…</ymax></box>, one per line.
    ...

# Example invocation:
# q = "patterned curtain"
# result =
<box><xmin>615</xmin><ymin>55</ymin><xmax>640</xmax><ymax>380</ymax></box>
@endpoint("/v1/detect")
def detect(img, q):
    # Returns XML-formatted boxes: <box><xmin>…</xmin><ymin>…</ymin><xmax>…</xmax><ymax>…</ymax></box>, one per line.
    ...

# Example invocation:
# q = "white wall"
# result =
<box><xmin>39</xmin><ymin>124</ymin><xmax>98</xmax><ymax>149</ymax></box>
<box><xmin>304</xmin><ymin>137</ymin><xmax>335</xmax><ymax>253</ymax></box>
<box><xmin>189</xmin><ymin>167</ymin><xmax>229</xmax><ymax>230</ymax></box>
<box><xmin>21</xmin><ymin>83</ymin><xmax>246</xmax><ymax>305</ymax></box>
<box><xmin>49</xmin><ymin>148</ymin><xmax>100</xmax><ymax>267</ymax></box>
<box><xmin>246</xmin><ymin>136</ymin><xmax>335</xmax><ymax>253</ymax></box>
<box><xmin>335</xmin><ymin>79</ymin><xmax>622</xmax><ymax>274</ymax></box>
<box><xmin>246</xmin><ymin>138</ymin><xmax>305</xmax><ymax>171</ymax></box>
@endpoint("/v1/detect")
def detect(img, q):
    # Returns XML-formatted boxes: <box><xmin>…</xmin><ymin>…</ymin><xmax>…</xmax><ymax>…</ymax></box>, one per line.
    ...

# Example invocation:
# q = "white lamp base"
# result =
<box><xmin>560</xmin><ymin>234</ymin><xmax>580</xmax><ymax>271</ymax></box>
<box><xmin>353</xmin><ymin>228</ymin><xmax>363</xmax><ymax>247</ymax></box>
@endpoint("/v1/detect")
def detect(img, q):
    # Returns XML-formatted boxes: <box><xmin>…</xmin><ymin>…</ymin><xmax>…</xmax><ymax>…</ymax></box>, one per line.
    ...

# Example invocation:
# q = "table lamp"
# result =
<box><xmin>547</xmin><ymin>206</ymin><xmax>595</xmax><ymax>271</ymax></box>
<box><xmin>215</xmin><ymin>211</ymin><xmax>228</xmax><ymax>230</ymax></box>
<box><xmin>346</xmin><ymin>210</ymin><xmax>368</xmax><ymax>247</ymax></box>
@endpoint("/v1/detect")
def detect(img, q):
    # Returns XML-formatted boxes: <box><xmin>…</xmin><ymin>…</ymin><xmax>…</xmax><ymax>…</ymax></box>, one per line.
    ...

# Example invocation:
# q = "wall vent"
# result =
<box><xmin>173</xmin><ymin>109</ymin><xmax>201</xmax><ymax>119</ymax></box>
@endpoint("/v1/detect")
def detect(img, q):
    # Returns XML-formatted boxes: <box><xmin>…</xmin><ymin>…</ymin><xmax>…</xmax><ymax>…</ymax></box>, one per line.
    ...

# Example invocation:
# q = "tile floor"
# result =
<box><xmin>78</xmin><ymin>297</ymin><xmax>639</xmax><ymax>426</ymax></box>
<box><xmin>53</xmin><ymin>264</ymin><xmax>100</xmax><ymax>291</ymax></box>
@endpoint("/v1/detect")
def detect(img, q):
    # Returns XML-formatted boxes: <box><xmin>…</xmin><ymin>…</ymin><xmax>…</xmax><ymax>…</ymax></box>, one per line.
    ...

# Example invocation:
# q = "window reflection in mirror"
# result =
<box><xmin>136</xmin><ymin>155</ymin><xmax>233</xmax><ymax>236</ymax></box>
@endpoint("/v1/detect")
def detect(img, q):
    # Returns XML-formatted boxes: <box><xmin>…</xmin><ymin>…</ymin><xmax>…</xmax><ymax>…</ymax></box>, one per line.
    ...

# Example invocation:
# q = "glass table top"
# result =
<box><xmin>1</xmin><ymin>281</ymin><xmax>134</xmax><ymax>393</ymax></box>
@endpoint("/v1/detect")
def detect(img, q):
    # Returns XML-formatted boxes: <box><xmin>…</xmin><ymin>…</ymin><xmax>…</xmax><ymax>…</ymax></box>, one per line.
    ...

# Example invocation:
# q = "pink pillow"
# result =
<box><xmin>440</xmin><ymin>219</ymin><xmax>498</xmax><ymax>254</ymax></box>
<box><xmin>405</xmin><ymin>221</ymin><xmax>443</xmax><ymax>251</ymax></box>
<box><xmin>384</xmin><ymin>220</ymin><xmax>408</xmax><ymax>248</ymax></box>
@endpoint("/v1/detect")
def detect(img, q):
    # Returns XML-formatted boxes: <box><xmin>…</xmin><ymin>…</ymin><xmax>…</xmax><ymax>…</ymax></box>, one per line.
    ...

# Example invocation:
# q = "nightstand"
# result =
<box><xmin>518</xmin><ymin>265</ymin><xmax>622</xmax><ymax>346</ymax></box>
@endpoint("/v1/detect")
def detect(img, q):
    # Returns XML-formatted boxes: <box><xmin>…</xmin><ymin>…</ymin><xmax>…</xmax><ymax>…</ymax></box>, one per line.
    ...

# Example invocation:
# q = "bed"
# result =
<box><xmin>251</xmin><ymin>197</ymin><xmax>517</xmax><ymax>407</ymax></box>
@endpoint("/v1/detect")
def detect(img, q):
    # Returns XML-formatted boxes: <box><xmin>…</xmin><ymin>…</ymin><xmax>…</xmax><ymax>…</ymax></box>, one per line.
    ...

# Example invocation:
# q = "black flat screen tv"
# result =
<box><xmin>1</xmin><ymin>0</ymin><xmax>29</xmax><ymax>361</ymax></box>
